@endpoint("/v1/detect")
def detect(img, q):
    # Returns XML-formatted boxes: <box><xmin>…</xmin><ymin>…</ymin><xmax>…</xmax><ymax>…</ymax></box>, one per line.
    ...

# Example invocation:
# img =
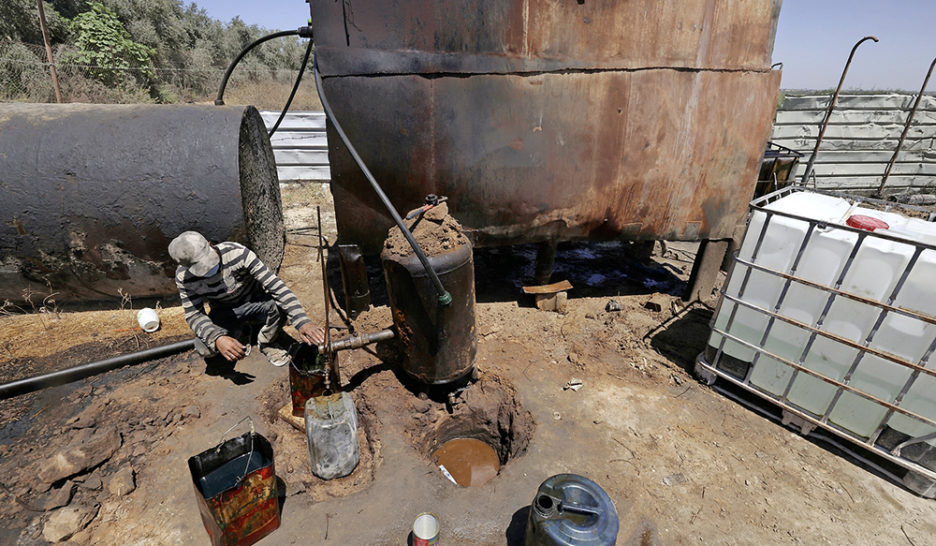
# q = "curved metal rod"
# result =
<box><xmin>312</xmin><ymin>52</ymin><xmax>452</xmax><ymax>305</ymax></box>
<box><xmin>800</xmin><ymin>35</ymin><xmax>879</xmax><ymax>185</ymax></box>
<box><xmin>877</xmin><ymin>55</ymin><xmax>936</xmax><ymax>196</ymax></box>
<box><xmin>214</xmin><ymin>29</ymin><xmax>299</xmax><ymax>106</ymax></box>
<box><xmin>0</xmin><ymin>339</ymin><xmax>195</xmax><ymax>399</ymax></box>
<box><xmin>771</xmin><ymin>62</ymin><xmax>783</xmax><ymax>70</ymax></box>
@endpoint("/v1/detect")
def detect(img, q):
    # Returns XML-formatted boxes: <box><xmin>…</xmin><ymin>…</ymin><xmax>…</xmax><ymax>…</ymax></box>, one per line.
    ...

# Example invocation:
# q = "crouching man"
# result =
<box><xmin>168</xmin><ymin>231</ymin><xmax>325</xmax><ymax>368</ymax></box>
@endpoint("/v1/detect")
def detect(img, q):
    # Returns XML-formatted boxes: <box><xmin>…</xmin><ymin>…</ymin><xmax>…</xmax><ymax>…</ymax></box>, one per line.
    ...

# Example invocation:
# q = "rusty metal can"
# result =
<box><xmin>288</xmin><ymin>343</ymin><xmax>339</xmax><ymax>417</ymax></box>
<box><xmin>412</xmin><ymin>513</ymin><xmax>440</xmax><ymax>546</ymax></box>
<box><xmin>187</xmin><ymin>431</ymin><xmax>279</xmax><ymax>546</ymax></box>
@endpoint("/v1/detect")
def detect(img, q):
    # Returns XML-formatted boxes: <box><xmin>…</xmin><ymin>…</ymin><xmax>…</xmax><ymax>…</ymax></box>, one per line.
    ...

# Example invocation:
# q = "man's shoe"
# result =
<box><xmin>259</xmin><ymin>343</ymin><xmax>291</xmax><ymax>367</ymax></box>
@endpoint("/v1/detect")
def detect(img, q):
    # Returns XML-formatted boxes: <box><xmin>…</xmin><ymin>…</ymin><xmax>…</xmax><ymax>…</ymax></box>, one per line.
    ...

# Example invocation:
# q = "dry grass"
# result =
<box><xmin>211</xmin><ymin>79</ymin><xmax>323</xmax><ymax>111</ymax></box>
<box><xmin>0</xmin><ymin>306</ymin><xmax>190</xmax><ymax>361</ymax></box>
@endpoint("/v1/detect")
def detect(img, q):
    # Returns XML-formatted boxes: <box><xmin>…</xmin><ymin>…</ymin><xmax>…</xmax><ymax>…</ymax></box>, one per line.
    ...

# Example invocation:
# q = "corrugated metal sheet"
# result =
<box><xmin>772</xmin><ymin>93</ymin><xmax>936</xmax><ymax>192</ymax></box>
<box><xmin>260</xmin><ymin>111</ymin><xmax>330</xmax><ymax>181</ymax></box>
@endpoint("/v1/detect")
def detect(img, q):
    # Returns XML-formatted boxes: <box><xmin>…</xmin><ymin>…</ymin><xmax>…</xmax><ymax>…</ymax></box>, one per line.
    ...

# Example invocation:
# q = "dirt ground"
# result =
<box><xmin>0</xmin><ymin>184</ymin><xmax>933</xmax><ymax>545</ymax></box>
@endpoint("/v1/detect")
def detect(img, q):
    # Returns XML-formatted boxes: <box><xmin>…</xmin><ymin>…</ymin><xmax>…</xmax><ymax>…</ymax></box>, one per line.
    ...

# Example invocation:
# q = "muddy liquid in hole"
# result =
<box><xmin>431</xmin><ymin>438</ymin><xmax>500</xmax><ymax>487</ymax></box>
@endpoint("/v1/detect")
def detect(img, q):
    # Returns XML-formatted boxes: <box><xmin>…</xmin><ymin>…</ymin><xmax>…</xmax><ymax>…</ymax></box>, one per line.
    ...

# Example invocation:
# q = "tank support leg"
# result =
<box><xmin>682</xmin><ymin>239</ymin><xmax>729</xmax><ymax>302</ymax></box>
<box><xmin>534</xmin><ymin>241</ymin><xmax>557</xmax><ymax>285</ymax></box>
<box><xmin>337</xmin><ymin>244</ymin><xmax>370</xmax><ymax>319</ymax></box>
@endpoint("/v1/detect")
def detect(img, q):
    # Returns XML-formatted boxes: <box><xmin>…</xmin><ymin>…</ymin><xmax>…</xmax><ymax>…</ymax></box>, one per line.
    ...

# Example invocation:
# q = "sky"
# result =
<box><xmin>191</xmin><ymin>0</ymin><xmax>936</xmax><ymax>91</ymax></box>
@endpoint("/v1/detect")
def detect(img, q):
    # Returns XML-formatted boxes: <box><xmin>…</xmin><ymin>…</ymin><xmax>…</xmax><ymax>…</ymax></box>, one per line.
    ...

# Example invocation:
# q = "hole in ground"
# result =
<box><xmin>405</xmin><ymin>373</ymin><xmax>535</xmax><ymax>486</ymax></box>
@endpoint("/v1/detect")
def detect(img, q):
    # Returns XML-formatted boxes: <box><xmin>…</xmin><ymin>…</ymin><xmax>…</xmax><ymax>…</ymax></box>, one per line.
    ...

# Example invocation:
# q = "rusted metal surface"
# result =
<box><xmin>288</xmin><ymin>345</ymin><xmax>340</xmax><ymax>417</ymax></box>
<box><xmin>187</xmin><ymin>432</ymin><xmax>280</xmax><ymax>546</ymax></box>
<box><xmin>0</xmin><ymin>103</ymin><xmax>283</xmax><ymax>302</ymax></box>
<box><xmin>382</xmin><ymin>239</ymin><xmax>477</xmax><ymax>385</ymax></box>
<box><xmin>311</xmin><ymin>0</ymin><xmax>781</xmax><ymax>74</ymax></box>
<box><xmin>310</xmin><ymin>0</ymin><xmax>782</xmax><ymax>254</ymax></box>
<box><xmin>337</xmin><ymin>244</ymin><xmax>371</xmax><ymax>317</ymax></box>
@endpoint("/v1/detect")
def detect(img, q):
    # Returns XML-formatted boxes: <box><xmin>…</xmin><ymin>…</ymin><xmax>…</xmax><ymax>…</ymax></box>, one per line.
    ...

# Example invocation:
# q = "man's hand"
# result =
<box><xmin>216</xmin><ymin>336</ymin><xmax>247</xmax><ymax>362</ymax></box>
<box><xmin>299</xmin><ymin>323</ymin><xmax>326</xmax><ymax>345</ymax></box>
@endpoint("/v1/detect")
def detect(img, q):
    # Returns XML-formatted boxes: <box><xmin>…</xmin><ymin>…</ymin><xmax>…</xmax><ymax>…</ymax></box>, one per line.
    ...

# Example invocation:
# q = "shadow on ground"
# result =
<box><xmin>327</xmin><ymin>240</ymin><xmax>690</xmax><ymax>316</ymax></box>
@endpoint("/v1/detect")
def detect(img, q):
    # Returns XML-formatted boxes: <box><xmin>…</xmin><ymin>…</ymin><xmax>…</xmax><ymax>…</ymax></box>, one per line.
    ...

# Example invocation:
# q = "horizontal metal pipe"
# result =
<box><xmin>0</xmin><ymin>340</ymin><xmax>195</xmax><ymax>400</ymax></box>
<box><xmin>322</xmin><ymin>328</ymin><xmax>395</xmax><ymax>353</ymax></box>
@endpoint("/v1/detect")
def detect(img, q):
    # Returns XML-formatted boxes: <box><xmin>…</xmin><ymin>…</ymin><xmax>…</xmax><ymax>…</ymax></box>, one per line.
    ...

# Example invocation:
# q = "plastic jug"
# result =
<box><xmin>305</xmin><ymin>392</ymin><xmax>360</xmax><ymax>480</ymax></box>
<box><xmin>524</xmin><ymin>474</ymin><xmax>618</xmax><ymax>546</ymax></box>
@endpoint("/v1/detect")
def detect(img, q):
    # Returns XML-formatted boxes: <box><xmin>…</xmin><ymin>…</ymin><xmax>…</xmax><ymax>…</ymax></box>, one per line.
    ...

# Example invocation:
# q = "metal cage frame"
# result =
<box><xmin>697</xmin><ymin>186</ymin><xmax>936</xmax><ymax>493</ymax></box>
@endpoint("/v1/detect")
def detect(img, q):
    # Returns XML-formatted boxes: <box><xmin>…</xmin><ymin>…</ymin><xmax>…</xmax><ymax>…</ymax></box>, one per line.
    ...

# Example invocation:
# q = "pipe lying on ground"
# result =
<box><xmin>0</xmin><ymin>340</ymin><xmax>195</xmax><ymax>400</ymax></box>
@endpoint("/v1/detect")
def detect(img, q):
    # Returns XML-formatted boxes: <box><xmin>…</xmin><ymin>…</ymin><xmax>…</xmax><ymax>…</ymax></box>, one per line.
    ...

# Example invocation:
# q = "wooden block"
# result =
<box><xmin>277</xmin><ymin>403</ymin><xmax>305</xmax><ymax>432</ymax></box>
<box><xmin>535</xmin><ymin>293</ymin><xmax>558</xmax><ymax>311</ymax></box>
<box><xmin>534</xmin><ymin>291</ymin><xmax>568</xmax><ymax>312</ymax></box>
<box><xmin>522</xmin><ymin>279</ymin><xmax>573</xmax><ymax>295</ymax></box>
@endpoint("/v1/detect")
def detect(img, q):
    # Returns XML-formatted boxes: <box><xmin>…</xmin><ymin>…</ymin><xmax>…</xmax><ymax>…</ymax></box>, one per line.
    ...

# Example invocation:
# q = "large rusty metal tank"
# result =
<box><xmin>309</xmin><ymin>0</ymin><xmax>783</xmax><ymax>254</ymax></box>
<box><xmin>0</xmin><ymin>103</ymin><xmax>283</xmax><ymax>302</ymax></box>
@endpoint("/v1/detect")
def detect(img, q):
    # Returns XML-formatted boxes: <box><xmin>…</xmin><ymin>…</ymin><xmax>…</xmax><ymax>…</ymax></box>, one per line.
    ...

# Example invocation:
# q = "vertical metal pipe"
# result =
<box><xmin>876</xmin><ymin>56</ymin><xmax>936</xmax><ymax>196</ymax></box>
<box><xmin>800</xmin><ymin>36</ymin><xmax>879</xmax><ymax>185</ymax></box>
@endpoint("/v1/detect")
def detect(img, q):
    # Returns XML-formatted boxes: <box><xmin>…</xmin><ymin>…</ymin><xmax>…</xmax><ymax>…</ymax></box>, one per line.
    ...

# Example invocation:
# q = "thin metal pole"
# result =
<box><xmin>36</xmin><ymin>0</ymin><xmax>63</xmax><ymax>103</ymax></box>
<box><xmin>800</xmin><ymin>36</ymin><xmax>878</xmax><ymax>185</ymax></box>
<box><xmin>317</xmin><ymin>205</ymin><xmax>339</xmax><ymax>385</ymax></box>
<box><xmin>876</xmin><ymin>55</ymin><xmax>936</xmax><ymax>196</ymax></box>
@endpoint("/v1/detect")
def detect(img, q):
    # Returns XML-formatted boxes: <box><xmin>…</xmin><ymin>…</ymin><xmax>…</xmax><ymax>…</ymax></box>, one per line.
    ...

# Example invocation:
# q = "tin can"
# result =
<box><xmin>412</xmin><ymin>513</ymin><xmax>440</xmax><ymax>546</ymax></box>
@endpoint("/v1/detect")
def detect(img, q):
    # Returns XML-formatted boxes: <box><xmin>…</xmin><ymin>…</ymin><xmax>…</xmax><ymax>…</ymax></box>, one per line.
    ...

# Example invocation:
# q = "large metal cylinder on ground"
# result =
<box><xmin>311</xmin><ymin>0</ymin><xmax>783</xmax><ymax>254</ymax></box>
<box><xmin>0</xmin><ymin>103</ymin><xmax>283</xmax><ymax>302</ymax></box>
<box><xmin>380</xmin><ymin>206</ymin><xmax>477</xmax><ymax>385</ymax></box>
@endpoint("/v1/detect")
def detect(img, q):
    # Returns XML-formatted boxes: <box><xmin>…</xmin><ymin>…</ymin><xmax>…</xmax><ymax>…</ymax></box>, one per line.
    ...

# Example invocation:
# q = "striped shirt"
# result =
<box><xmin>175</xmin><ymin>242</ymin><xmax>312</xmax><ymax>350</ymax></box>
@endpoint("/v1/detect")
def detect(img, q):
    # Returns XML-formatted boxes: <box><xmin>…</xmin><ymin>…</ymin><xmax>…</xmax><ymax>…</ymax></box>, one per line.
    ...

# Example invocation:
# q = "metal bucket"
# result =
<box><xmin>380</xmin><ymin>239</ymin><xmax>477</xmax><ymax>385</ymax></box>
<box><xmin>288</xmin><ymin>342</ymin><xmax>339</xmax><ymax>417</ymax></box>
<box><xmin>187</xmin><ymin>429</ymin><xmax>279</xmax><ymax>546</ymax></box>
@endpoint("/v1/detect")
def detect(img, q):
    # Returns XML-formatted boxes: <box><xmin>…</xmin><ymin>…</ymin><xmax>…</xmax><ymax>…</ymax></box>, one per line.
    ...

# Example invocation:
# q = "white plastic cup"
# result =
<box><xmin>137</xmin><ymin>307</ymin><xmax>160</xmax><ymax>333</ymax></box>
<box><xmin>412</xmin><ymin>513</ymin><xmax>439</xmax><ymax>546</ymax></box>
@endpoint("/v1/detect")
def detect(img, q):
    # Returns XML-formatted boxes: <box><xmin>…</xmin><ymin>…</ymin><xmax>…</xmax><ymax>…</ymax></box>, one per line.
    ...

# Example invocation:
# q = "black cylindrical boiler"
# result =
<box><xmin>380</xmin><ymin>212</ymin><xmax>477</xmax><ymax>385</ymax></box>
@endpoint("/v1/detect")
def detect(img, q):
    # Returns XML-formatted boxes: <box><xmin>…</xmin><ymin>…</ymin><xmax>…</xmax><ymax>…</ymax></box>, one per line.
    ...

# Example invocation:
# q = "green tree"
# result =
<box><xmin>66</xmin><ymin>2</ymin><xmax>155</xmax><ymax>87</ymax></box>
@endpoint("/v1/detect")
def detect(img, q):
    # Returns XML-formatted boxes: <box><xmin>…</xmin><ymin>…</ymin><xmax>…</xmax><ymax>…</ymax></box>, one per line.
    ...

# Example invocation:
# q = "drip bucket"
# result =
<box><xmin>305</xmin><ymin>391</ymin><xmax>360</xmax><ymax>480</ymax></box>
<box><xmin>187</xmin><ymin>421</ymin><xmax>279</xmax><ymax>546</ymax></box>
<box><xmin>288</xmin><ymin>342</ymin><xmax>339</xmax><ymax>417</ymax></box>
<box><xmin>525</xmin><ymin>474</ymin><xmax>618</xmax><ymax>546</ymax></box>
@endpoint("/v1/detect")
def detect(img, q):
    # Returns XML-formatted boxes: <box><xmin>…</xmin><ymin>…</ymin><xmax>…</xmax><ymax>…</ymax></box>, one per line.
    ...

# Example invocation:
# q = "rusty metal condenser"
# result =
<box><xmin>310</xmin><ymin>0</ymin><xmax>783</xmax><ymax>255</ymax></box>
<box><xmin>0</xmin><ymin>103</ymin><xmax>283</xmax><ymax>302</ymax></box>
<box><xmin>380</xmin><ymin>217</ymin><xmax>477</xmax><ymax>385</ymax></box>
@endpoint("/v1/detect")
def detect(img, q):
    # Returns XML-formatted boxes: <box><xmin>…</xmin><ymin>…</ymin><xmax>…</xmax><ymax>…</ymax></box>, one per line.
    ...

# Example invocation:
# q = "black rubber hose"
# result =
<box><xmin>267</xmin><ymin>37</ymin><xmax>314</xmax><ymax>137</ymax></box>
<box><xmin>0</xmin><ymin>339</ymin><xmax>195</xmax><ymax>399</ymax></box>
<box><xmin>215</xmin><ymin>29</ymin><xmax>300</xmax><ymax>106</ymax></box>
<box><xmin>312</xmin><ymin>52</ymin><xmax>452</xmax><ymax>305</ymax></box>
